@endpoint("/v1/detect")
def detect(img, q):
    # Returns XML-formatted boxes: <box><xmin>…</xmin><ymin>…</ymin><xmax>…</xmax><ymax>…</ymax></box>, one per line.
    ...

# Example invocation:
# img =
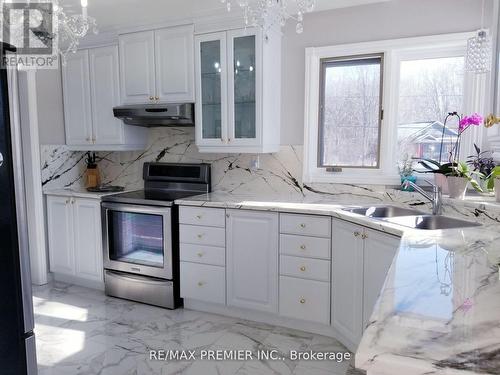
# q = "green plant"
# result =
<box><xmin>398</xmin><ymin>155</ymin><xmax>414</xmax><ymax>177</ymax></box>
<box><xmin>450</xmin><ymin>162</ymin><xmax>484</xmax><ymax>192</ymax></box>
<box><xmin>485</xmin><ymin>166</ymin><xmax>500</xmax><ymax>190</ymax></box>
<box><xmin>415</xmin><ymin>158</ymin><xmax>455</xmax><ymax>175</ymax></box>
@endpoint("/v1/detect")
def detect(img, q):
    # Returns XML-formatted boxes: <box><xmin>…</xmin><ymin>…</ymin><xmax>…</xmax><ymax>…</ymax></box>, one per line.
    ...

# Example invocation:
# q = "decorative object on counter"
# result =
<box><xmin>467</xmin><ymin>144</ymin><xmax>495</xmax><ymax>192</ymax></box>
<box><xmin>219</xmin><ymin>0</ymin><xmax>315</xmax><ymax>34</ymax></box>
<box><xmin>465</xmin><ymin>0</ymin><xmax>491</xmax><ymax>74</ymax></box>
<box><xmin>84</xmin><ymin>152</ymin><xmax>101</xmax><ymax>188</ymax></box>
<box><xmin>448</xmin><ymin>162</ymin><xmax>483</xmax><ymax>199</ymax></box>
<box><xmin>398</xmin><ymin>155</ymin><xmax>416</xmax><ymax>192</ymax></box>
<box><xmin>485</xmin><ymin>166</ymin><xmax>500</xmax><ymax>202</ymax></box>
<box><xmin>86</xmin><ymin>185</ymin><xmax>124</xmax><ymax>193</ymax></box>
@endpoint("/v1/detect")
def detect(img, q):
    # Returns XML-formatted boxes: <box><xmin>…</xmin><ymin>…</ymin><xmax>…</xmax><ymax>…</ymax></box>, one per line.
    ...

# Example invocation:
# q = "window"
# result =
<box><xmin>304</xmin><ymin>32</ymin><xmax>487</xmax><ymax>185</ymax></box>
<box><xmin>318</xmin><ymin>55</ymin><xmax>383</xmax><ymax>168</ymax></box>
<box><xmin>397</xmin><ymin>56</ymin><xmax>464</xmax><ymax>162</ymax></box>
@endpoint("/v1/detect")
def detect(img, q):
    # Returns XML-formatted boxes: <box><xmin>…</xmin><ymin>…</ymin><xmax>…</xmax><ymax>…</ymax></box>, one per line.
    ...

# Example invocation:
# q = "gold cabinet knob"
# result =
<box><xmin>65</xmin><ymin>199</ymin><xmax>70</xmax><ymax>204</ymax></box>
<box><xmin>300</xmin><ymin>266</ymin><xmax>306</xmax><ymax>272</ymax></box>
<box><xmin>197</xmin><ymin>281</ymin><xmax>204</xmax><ymax>287</ymax></box>
<box><xmin>149</xmin><ymin>96</ymin><xmax>154</xmax><ymax>100</ymax></box>
<box><xmin>155</xmin><ymin>96</ymin><xmax>159</xmax><ymax>100</ymax></box>
<box><xmin>354</xmin><ymin>231</ymin><xmax>360</xmax><ymax>237</ymax></box>
<box><xmin>361</xmin><ymin>233</ymin><xmax>368</xmax><ymax>239</ymax></box>
<box><xmin>299</xmin><ymin>298</ymin><xmax>306</xmax><ymax>304</ymax></box>
<box><xmin>300</xmin><ymin>223</ymin><xmax>306</xmax><ymax>228</ymax></box>
<box><xmin>71</xmin><ymin>198</ymin><xmax>75</xmax><ymax>204</ymax></box>
<box><xmin>197</xmin><ymin>233</ymin><xmax>203</xmax><ymax>239</ymax></box>
<box><xmin>196</xmin><ymin>215</ymin><xmax>202</xmax><ymax>219</ymax></box>
<box><xmin>197</xmin><ymin>252</ymin><xmax>203</xmax><ymax>257</ymax></box>
<box><xmin>300</xmin><ymin>244</ymin><xmax>306</xmax><ymax>250</ymax></box>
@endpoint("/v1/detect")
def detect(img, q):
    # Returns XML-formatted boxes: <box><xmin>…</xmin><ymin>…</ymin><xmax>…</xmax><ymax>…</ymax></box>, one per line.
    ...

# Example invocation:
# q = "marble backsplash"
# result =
<box><xmin>40</xmin><ymin>127</ymin><xmax>500</xmax><ymax>223</ymax></box>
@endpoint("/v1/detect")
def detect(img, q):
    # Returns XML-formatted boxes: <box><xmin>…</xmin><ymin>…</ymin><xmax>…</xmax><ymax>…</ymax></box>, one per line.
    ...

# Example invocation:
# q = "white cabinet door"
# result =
<box><xmin>331</xmin><ymin>218</ymin><xmax>364</xmax><ymax>345</ymax></box>
<box><xmin>195</xmin><ymin>32</ymin><xmax>228</xmax><ymax>148</ymax></box>
<box><xmin>119</xmin><ymin>31</ymin><xmax>156</xmax><ymax>104</ymax></box>
<box><xmin>46</xmin><ymin>196</ymin><xmax>74</xmax><ymax>275</ymax></box>
<box><xmin>226</xmin><ymin>209</ymin><xmax>278</xmax><ymax>313</ymax></box>
<box><xmin>62</xmin><ymin>50</ymin><xmax>92</xmax><ymax>146</ymax></box>
<box><xmin>362</xmin><ymin>229</ymin><xmax>400</xmax><ymax>328</ymax></box>
<box><xmin>73</xmin><ymin>199</ymin><xmax>103</xmax><ymax>282</ymax></box>
<box><xmin>155</xmin><ymin>25</ymin><xmax>194</xmax><ymax>103</ymax></box>
<box><xmin>89</xmin><ymin>46</ymin><xmax>123</xmax><ymax>145</ymax></box>
<box><xmin>226</xmin><ymin>27</ymin><xmax>261</xmax><ymax>148</ymax></box>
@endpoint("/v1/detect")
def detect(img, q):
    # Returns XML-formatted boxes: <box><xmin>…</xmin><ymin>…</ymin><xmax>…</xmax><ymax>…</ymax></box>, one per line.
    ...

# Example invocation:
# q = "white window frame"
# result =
<box><xmin>304</xmin><ymin>32</ymin><xmax>489</xmax><ymax>185</ymax></box>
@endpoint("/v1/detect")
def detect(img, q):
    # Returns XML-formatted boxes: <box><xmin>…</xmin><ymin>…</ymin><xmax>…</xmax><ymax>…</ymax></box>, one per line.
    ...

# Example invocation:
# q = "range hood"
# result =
<box><xmin>113</xmin><ymin>103</ymin><xmax>194</xmax><ymax>127</ymax></box>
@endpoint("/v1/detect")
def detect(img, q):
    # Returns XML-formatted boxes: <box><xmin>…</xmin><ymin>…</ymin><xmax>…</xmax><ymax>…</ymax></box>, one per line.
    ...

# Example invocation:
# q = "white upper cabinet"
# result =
<box><xmin>89</xmin><ymin>46</ymin><xmax>123</xmax><ymax>145</ymax></box>
<box><xmin>61</xmin><ymin>45</ymin><xmax>148</xmax><ymax>151</ymax></box>
<box><xmin>62</xmin><ymin>50</ymin><xmax>93</xmax><ymax>146</ymax></box>
<box><xmin>119</xmin><ymin>30</ymin><xmax>156</xmax><ymax>104</ymax></box>
<box><xmin>195</xmin><ymin>27</ymin><xmax>281</xmax><ymax>153</ymax></box>
<box><xmin>119</xmin><ymin>25</ymin><xmax>195</xmax><ymax>104</ymax></box>
<box><xmin>155</xmin><ymin>25</ymin><xmax>195</xmax><ymax>103</ymax></box>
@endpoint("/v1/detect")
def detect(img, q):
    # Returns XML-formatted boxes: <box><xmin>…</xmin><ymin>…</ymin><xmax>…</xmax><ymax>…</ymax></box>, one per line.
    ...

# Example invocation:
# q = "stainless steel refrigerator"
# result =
<box><xmin>0</xmin><ymin>43</ymin><xmax>37</xmax><ymax>374</ymax></box>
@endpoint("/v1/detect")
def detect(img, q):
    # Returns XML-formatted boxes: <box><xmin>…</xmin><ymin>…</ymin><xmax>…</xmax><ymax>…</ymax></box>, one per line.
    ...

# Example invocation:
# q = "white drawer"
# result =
<box><xmin>180</xmin><ymin>262</ymin><xmax>225</xmax><ymax>304</ymax></box>
<box><xmin>180</xmin><ymin>243</ymin><xmax>225</xmax><ymax>266</ymax></box>
<box><xmin>280</xmin><ymin>234</ymin><xmax>331</xmax><ymax>260</ymax></box>
<box><xmin>279</xmin><ymin>276</ymin><xmax>330</xmax><ymax>324</ymax></box>
<box><xmin>179</xmin><ymin>224</ymin><xmax>225</xmax><ymax>247</ymax></box>
<box><xmin>280</xmin><ymin>255</ymin><xmax>330</xmax><ymax>282</ymax></box>
<box><xmin>179</xmin><ymin>206</ymin><xmax>226</xmax><ymax>228</ymax></box>
<box><xmin>280</xmin><ymin>213</ymin><xmax>331</xmax><ymax>238</ymax></box>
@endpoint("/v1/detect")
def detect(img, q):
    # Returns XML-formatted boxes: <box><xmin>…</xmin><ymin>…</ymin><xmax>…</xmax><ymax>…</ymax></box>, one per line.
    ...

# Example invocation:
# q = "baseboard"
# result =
<box><xmin>184</xmin><ymin>299</ymin><xmax>358</xmax><ymax>352</ymax></box>
<box><xmin>53</xmin><ymin>273</ymin><xmax>104</xmax><ymax>291</ymax></box>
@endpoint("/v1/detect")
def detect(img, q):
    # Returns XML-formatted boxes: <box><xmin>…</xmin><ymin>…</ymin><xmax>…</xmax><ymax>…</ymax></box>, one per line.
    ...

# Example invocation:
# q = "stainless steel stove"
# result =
<box><xmin>101</xmin><ymin>162</ymin><xmax>211</xmax><ymax>309</ymax></box>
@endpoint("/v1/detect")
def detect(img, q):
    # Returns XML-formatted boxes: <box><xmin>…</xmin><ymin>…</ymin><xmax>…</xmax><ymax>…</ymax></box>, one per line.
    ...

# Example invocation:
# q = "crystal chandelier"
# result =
<box><xmin>220</xmin><ymin>0</ymin><xmax>316</xmax><ymax>34</ymax></box>
<box><xmin>55</xmin><ymin>0</ymin><xmax>98</xmax><ymax>64</ymax></box>
<box><xmin>465</xmin><ymin>0</ymin><xmax>491</xmax><ymax>73</ymax></box>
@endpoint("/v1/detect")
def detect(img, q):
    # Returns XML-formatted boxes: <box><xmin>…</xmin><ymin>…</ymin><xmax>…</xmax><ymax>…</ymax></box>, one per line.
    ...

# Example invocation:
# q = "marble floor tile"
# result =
<box><xmin>34</xmin><ymin>282</ymin><xmax>355</xmax><ymax>375</ymax></box>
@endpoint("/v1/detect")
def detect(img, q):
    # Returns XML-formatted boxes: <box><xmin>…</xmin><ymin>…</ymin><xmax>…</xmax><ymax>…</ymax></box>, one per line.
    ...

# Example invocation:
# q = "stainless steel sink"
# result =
<box><xmin>343</xmin><ymin>205</ymin><xmax>423</xmax><ymax>218</ymax></box>
<box><xmin>381</xmin><ymin>215</ymin><xmax>481</xmax><ymax>230</ymax></box>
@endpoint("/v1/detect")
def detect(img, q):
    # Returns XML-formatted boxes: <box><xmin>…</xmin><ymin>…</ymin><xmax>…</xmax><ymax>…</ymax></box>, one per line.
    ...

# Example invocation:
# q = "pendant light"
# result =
<box><xmin>465</xmin><ymin>0</ymin><xmax>491</xmax><ymax>73</ymax></box>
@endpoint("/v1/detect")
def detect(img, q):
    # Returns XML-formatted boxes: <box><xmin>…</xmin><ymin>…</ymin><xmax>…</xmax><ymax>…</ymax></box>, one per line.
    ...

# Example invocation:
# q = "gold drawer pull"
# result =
<box><xmin>299</xmin><ymin>298</ymin><xmax>306</xmax><ymax>304</ymax></box>
<box><xmin>197</xmin><ymin>252</ymin><xmax>204</xmax><ymax>257</ymax></box>
<box><xmin>300</xmin><ymin>223</ymin><xmax>306</xmax><ymax>228</ymax></box>
<box><xmin>300</xmin><ymin>266</ymin><xmax>306</xmax><ymax>272</ymax></box>
<box><xmin>300</xmin><ymin>244</ymin><xmax>306</xmax><ymax>250</ymax></box>
<box><xmin>197</xmin><ymin>281</ymin><xmax>205</xmax><ymax>287</ymax></box>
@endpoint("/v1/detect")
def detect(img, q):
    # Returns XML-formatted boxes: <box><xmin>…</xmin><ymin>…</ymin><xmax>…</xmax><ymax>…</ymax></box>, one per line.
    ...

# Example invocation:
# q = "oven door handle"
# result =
<box><xmin>106</xmin><ymin>270</ymin><xmax>172</xmax><ymax>286</ymax></box>
<box><xmin>102</xmin><ymin>202</ymin><xmax>170</xmax><ymax>215</ymax></box>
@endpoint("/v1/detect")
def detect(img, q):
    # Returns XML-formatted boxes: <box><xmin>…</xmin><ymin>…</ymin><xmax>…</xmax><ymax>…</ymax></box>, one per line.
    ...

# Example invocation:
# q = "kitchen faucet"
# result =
<box><xmin>402</xmin><ymin>179</ymin><xmax>443</xmax><ymax>215</ymax></box>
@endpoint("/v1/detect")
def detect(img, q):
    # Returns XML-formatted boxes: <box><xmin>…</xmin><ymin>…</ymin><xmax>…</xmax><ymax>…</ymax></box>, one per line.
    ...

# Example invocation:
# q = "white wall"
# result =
<box><xmin>281</xmin><ymin>0</ymin><xmax>495</xmax><ymax>145</ymax></box>
<box><xmin>36</xmin><ymin>67</ymin><xmax>65</xmax><ymax>145</ymax></box>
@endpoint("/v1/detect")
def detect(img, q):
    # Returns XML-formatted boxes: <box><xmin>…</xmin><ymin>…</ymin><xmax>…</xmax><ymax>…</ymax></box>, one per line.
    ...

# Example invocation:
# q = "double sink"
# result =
<box><xmin>343</xmin><ymin>206</ymin><xmax>481</xmax><ymax>230</ymax></box>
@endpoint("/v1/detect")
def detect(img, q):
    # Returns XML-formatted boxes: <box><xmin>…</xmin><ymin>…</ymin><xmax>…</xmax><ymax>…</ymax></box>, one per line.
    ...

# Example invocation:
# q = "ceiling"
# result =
<box><xmin>60</xmin><ymin>0</ymin><xmax>391</xmax><ymax>33</ymax></box>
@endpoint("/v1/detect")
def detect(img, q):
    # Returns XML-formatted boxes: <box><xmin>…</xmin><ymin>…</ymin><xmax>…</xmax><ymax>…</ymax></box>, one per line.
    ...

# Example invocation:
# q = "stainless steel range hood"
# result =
<box><xmin>113</xmin><ymin>103</ymin><xmax>194</xmax><ymax>127</ymax></box>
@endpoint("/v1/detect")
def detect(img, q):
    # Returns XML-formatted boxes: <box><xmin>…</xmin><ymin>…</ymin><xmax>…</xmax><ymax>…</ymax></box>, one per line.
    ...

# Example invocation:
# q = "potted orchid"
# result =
<box><xmin>446</xmin><ymin>113</ymin><xmax>484</xmax><ymax>199</ymax></box>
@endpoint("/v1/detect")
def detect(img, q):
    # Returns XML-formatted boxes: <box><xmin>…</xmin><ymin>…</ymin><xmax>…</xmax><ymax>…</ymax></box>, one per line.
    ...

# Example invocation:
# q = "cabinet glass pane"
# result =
<box><xmin>233</xmin><ymin>35</ymin><xmax>256</xmax><ymax>139</ymax></box>
<box><xmin>200</xmin><ymin>40</ymin><xmax>222</xmax><ymax>139</ymax></box>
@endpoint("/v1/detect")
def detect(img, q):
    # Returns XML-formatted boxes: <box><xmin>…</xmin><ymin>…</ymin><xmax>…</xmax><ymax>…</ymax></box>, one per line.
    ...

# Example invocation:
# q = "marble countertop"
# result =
<box><xmin>176</xmin><ymin>191</ymin><xmax>500</xmax><ymax>374</ymax></box>
<box><xmin>43</xmin><ymin>187</ymin><xmax>125</xmax><ymax>199</ymax></box>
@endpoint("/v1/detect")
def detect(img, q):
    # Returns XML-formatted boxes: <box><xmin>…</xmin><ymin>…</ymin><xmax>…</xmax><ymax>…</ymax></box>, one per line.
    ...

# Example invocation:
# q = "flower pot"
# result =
<box><xmin>495</xmin><ymin>179</ymin><xmax>500</xmax><ymax>203</ymax></box>
<box><xmin>447</xmin><ymin>176</ymin><xmax>468</xmax><ymax>200</ymax></box>
<box><xmin>401</xmin><ymin>175</ymin><xmax>417</xmax><ymax>191</ymax></box>
<box><xmin>434</xmin><ymin>174</ymin><xmax>449</xmax><ymax>195</ymax></box>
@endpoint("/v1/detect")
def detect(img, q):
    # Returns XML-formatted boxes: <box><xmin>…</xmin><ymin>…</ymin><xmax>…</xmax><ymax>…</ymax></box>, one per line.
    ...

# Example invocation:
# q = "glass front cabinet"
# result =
<box><xmin>194</xmin><ymin>28</ymin><xmax>281</xmax><ymax>153</ymax></box>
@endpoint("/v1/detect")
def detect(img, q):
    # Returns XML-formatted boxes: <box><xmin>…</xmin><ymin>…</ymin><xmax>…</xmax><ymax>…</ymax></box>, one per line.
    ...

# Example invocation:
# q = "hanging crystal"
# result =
<box><xmin>465</xmin><ymin>30</ymin><xmax>491</xmax><ymax>74</ymax></box>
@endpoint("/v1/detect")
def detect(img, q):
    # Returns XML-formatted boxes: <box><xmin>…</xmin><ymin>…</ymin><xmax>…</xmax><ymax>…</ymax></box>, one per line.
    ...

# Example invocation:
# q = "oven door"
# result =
<box><xmin>102</xmin><ymin>202</ymin><xmax>172</xmax><ymax>280</ymax></box>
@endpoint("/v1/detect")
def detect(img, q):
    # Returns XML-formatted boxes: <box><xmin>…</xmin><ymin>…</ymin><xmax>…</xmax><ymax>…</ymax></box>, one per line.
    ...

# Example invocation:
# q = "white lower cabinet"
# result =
<box><xmin>279</xmin><ymin>276</ymin><xmax>330</xmax><ymax>324</ymax></box>
<box><xmin>331</xmin><ymin>218</ymin><xmax>400</xmax><ymax>347</ymax></box>
<box><xmin>180</xmin><ymin>262</ymin><xmax>225</xmax><ymax>304</ymax></box>
<box><xmin>226</xmin><ymin>209</ymin><xmax>278</xmax><ymax>313</ymax></box>
<box><xmin>46</xmin><ymin>195</ymin><xmax>103</xmax><ymax>285</ymax></box>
